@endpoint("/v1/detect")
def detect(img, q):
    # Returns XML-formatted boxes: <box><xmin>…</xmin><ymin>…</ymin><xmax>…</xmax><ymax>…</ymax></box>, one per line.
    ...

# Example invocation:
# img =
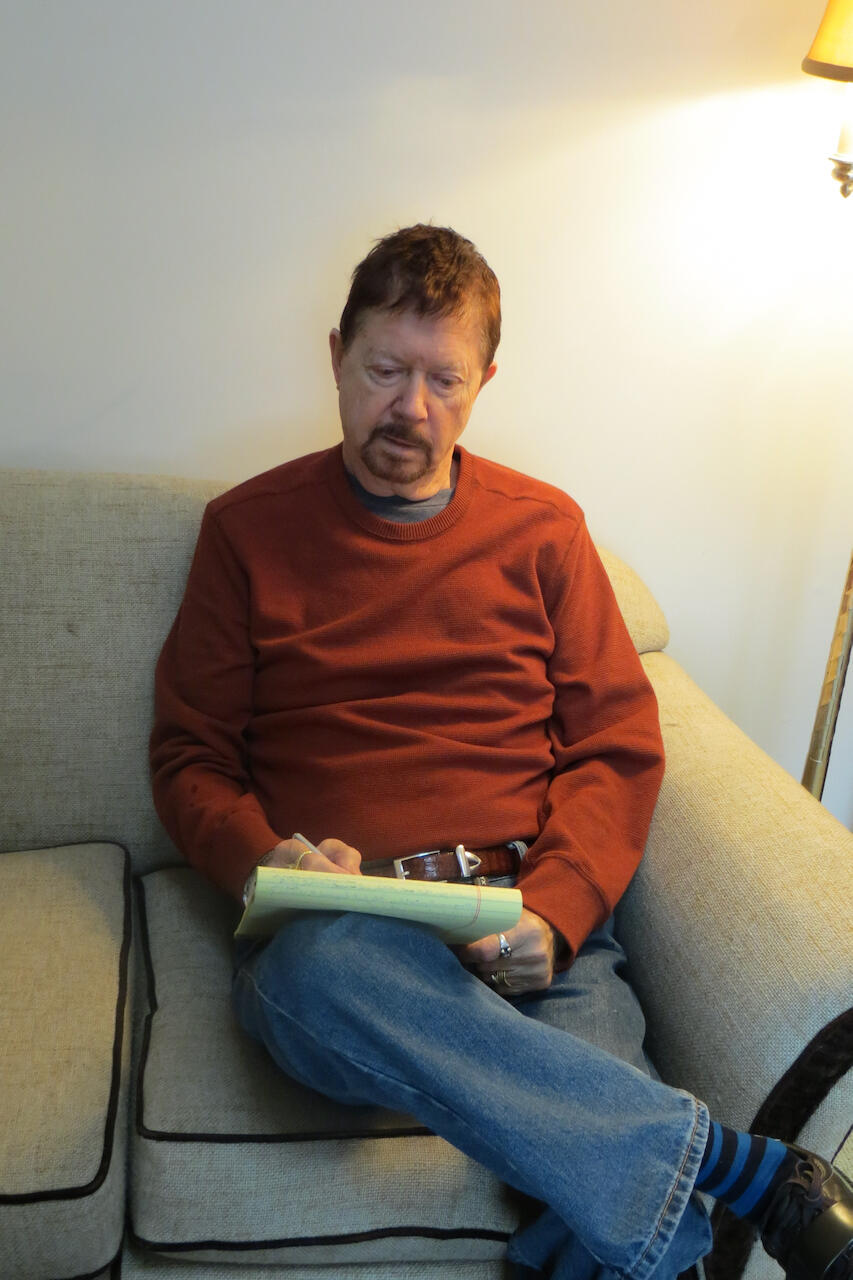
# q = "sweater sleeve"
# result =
<box><xmin>516</xmin><ymin>518</ymin><xmax>665</xmax><ymax>963</ymax></box>
<box><xmin>150</xmin><ymin>506</ymin><xmax>283</xmax><ymax>898</ymax></box>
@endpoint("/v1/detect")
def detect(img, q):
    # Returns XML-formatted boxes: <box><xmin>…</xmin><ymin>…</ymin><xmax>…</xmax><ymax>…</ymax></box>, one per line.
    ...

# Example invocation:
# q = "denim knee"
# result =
<box><xmin>247</xmin><ymin>910</ymin><xmax>346</xmax><ymax>1003</ymax></box>
<box><xmin>241</xmin><ymin>910</ymin><xmax>441</xmax><ymax>1024</ymax></box>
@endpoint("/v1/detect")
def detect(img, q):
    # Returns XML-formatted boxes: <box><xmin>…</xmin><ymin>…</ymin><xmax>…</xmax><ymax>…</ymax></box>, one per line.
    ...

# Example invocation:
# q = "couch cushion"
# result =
<box><xmin>0</xmin><ymin>469</ymin><xmax>222</xmax><ymax>876</ymax></box>
<box><xmin>121</xmin><ymin>1237</ymin><xmax>505</xmax><ymax>1278</ymax></box>
<box><xmin>597</xmin><ymin>547</ymin><xmax>669</xmax><ymax>655</ymax></box>
<box><xmin>622</xmin><ymin>652</ymin><xmax>853</xmax><ymax>1130</ymax></box>
<box><xmin>620</xmin><ymin>652</ymin><xmax>853</xmax><ymax>1280</ymax></box>
<box><xmin>131</xmin><ymin>868</ymin><xmax>518</xmax><ymax>1265</ymax></box>
<box><xmin>0</xmin><ymin>843</ymin><xmax>132</xmax><ymax>1280</ymax></box>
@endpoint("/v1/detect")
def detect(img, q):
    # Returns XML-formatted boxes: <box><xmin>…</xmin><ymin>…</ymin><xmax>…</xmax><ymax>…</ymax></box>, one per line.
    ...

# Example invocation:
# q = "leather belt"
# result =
<box><xmin>362</xmin><ymin>842</ymin><xmax>525</xmax><ymax>883</ymax></box>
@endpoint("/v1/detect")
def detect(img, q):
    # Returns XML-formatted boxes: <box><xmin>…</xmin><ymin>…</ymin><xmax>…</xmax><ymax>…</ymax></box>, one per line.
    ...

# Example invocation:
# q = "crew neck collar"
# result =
<box><xmin>326</xmin><ymin>443</ymin><xmax>473</xmax><ymax>542</ymax></box>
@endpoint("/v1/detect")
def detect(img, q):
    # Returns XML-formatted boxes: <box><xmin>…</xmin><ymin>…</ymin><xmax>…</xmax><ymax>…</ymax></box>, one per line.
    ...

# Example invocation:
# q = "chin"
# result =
<box><xmin>369</xmin><ymin>463</ymin><xmax>429</xmax><ymax>487</ymax></box>
<box><xmin>362</xmin><ymin>444</ymin><xmax>431</xmax><ymax>487</ymax></box>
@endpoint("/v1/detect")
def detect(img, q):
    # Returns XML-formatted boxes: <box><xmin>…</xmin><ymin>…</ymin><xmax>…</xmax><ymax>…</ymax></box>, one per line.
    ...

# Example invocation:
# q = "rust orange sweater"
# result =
<box><xmin>150</xmin><ymin>444</ymin><xmax>664</xmax><ymax>958</ymax></box>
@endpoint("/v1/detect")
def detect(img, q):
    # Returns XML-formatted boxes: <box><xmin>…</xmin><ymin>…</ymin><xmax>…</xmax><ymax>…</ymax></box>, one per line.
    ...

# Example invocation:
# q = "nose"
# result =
<box><xmin>393</xmin><ymin>373</ymin><xmax>429</xmax><ymax>421</ymax></box>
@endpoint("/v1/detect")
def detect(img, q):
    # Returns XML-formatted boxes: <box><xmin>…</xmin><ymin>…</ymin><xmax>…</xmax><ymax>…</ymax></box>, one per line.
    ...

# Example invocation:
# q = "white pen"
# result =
<box><xmin>292</xmin><ymin>832</ymin><xmax>323</xmax><ymax>858</ymax></box>
<box><xmin>292</xmin><ymin>832</ymin><xmax>358</xmax><ymax>875</ymax></box>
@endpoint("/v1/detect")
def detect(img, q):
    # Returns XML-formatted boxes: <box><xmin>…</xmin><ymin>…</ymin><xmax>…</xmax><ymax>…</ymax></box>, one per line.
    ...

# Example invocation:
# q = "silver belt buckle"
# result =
<box><xmin>392</xmin><ymin>843</ymin><xmax>482</xmax><ymax>881</ymax></box>
<box><xmin>392</xmin><ymin>849</ymin><xmax>438</xmax><ymax>880</ymax></box>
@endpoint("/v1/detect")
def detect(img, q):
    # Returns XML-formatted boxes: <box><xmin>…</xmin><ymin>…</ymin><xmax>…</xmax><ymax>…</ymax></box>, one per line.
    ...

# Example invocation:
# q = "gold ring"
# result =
<box><xmin>491</xmin><ymin>969</ymin><xmax>511</xmax><ymax>987</ymax></box>
<box><xmin>292</xmin><ymin>850</ymin><xmax>309</xmax><ymax>870</ymax></box>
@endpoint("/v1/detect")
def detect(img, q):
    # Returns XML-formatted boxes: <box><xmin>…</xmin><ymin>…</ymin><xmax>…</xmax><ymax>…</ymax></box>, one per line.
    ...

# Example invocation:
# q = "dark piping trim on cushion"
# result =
<box><xmin>128</xmin><ymin>1222</ymin><xmax>512</xmax><ymax>1253</ymax></box>
<box><xmin>0</xmin><ymin>842</ymin><xmax>132</xmax><ymax>1205</ymax></box>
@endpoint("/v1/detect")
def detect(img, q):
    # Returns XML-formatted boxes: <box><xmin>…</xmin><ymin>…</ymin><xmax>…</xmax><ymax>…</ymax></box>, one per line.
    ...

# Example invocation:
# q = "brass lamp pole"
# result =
<box><xmin>800</xmin><ymin>8</ymin><xmax>853</xmax><ymax>795</ymax></box>
<box><xmin>802</xmin><ymin>552</ymin><xmax>853</xmax><ymax>799</ymax></box>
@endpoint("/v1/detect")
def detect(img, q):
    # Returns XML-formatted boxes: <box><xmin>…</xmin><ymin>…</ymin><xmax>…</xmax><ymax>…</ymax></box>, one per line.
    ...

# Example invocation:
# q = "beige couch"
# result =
<box><xmin>0</xmin><ymin>468</ymin><xmax>850</xmax><ymax>1280</ymax></box>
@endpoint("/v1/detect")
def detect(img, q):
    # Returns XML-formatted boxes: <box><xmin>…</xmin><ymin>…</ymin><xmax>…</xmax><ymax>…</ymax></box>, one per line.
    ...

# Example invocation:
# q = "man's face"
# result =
<box><xmin>329</xmin><ymin>307</ymin><xmax>496</xmax><ymax>499</ymax></box>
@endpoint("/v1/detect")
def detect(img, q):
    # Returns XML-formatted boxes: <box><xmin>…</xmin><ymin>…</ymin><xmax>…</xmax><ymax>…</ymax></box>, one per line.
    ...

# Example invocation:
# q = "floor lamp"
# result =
<box><xmin>802</xmin><ymin>0</ymin><xmax>853</xmax><ymax>195</ymax></box>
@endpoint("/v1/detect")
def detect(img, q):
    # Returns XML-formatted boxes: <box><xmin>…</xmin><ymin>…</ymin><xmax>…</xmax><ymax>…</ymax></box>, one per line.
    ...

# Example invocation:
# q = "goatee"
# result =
<box><xmin>360</xmin><ymin>425</ymin><xmax>432</xmax><ymax>483</ymax></box>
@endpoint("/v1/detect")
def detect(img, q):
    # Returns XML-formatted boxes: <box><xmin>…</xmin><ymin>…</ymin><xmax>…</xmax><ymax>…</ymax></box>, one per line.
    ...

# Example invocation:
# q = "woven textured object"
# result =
<box><xmin>597</xmin><ymin>546</ymin><xmax>669</xmax><ymax>655</ymax></box>
<box><xmin>0</xmin><ymin>469</ymin><xmax>222</xmax><ymax>876</ymax></box>
<box><xmin>620</xmin><ymin>653</ymin><xmax>853</xmax><ymax>1280</ymax></box>
<box><xmin>0</xmin><ymin>843</ymin><xmax>131</xmax><ymax>1280</ymax></box>
<box><xmin>122</xmin><ymin>1240</ymin><xmax>505</xmax><ymax>1279</ymax></box>
<box><xmin>620</xmin><ymin>653</ymin><xmax>852</xmax><ymax>1128</ymax></box>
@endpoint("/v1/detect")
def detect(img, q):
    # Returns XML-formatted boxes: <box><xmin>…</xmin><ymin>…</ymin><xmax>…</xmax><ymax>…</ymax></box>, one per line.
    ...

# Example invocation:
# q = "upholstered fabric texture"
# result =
<box><xmin>0</xmin><ymin>470</ymin><xmax>221</xmax><ymax>876</ymax></box>
<box><xmin>131</xmin><ymin>867</ymin><xmax>518</xmax><ymax>1264</ymax></box>
<box><xmin>0</xmin><ymin>843</ymin><xmax>131</xmax><ymax>1280</ymax></box>
<box><xmin>121</xmin><ymin>1240</ymin><xmax>506</xmax><ymax>1278</ymax></box>
<box><xmin>619</xmin><ymin>652</ymin><xmax>853</xmax><ymax>1133</ymax></box>
<box><xmin>597</xmin><ymin>546</ymin><xmax>669</xmax><ymax>654</ymax></box>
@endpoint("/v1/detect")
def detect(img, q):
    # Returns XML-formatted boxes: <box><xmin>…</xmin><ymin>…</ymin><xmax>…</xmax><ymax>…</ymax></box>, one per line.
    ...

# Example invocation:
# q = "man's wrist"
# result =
<box><xmin>241</xmin><ymin>845</ymin><xmax>282</xmax><ymax>905</ymax></box>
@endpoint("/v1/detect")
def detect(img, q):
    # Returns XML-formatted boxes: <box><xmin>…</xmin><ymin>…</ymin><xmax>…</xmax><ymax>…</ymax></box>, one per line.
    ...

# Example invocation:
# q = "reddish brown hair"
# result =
<box><xmin>339</xmin><ymin>224</ymin><xmax>501</xmax><ymax>370</ymax></box>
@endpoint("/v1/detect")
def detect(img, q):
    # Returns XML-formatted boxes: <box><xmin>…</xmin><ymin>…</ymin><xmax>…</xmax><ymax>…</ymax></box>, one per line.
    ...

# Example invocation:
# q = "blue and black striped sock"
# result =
<box><xmin>695</xmin><ymin>1123</ymin><xmax>796</xmax><ymax>1224</ymax></box>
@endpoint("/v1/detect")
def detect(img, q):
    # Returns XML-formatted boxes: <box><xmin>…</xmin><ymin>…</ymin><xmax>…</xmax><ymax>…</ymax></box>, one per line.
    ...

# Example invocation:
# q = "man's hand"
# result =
<box><xmin>456</xmin><ymin>908</ymin><xmax>559</xmax><ymax>995</ymax></box>
<box><xmin>259</xmin><ymin>836</ymin><xmax>362</xmax><ymax>875</ymax></box>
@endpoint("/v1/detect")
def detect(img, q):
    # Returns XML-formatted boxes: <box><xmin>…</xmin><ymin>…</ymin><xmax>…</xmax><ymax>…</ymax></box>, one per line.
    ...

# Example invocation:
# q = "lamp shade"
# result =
<box><xmin>803</xmin><ymin>0</ymin><xmax>853</xmax><ymax>80</ymax></box>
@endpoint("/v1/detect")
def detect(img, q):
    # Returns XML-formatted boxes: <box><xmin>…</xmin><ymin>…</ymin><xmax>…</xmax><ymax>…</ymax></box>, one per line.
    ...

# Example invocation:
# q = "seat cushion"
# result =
<box><xmin>131</xmin><ymin>867</ymin><xmax>519</xmax><ymax>1265</ymax></box>
<box><xmin>0</xmin><ymin>843</ymin><xmax>132</xmax><ymax>1280</ymax></box>
<box><xmin>121</xmin><ymin>1237</ymin><xmax>505</xmax><ymax>1279</ymax></box>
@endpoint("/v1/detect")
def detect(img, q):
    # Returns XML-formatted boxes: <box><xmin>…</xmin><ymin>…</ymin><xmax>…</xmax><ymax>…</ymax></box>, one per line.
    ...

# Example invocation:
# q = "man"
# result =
<box><xmin>151</xmin><ymin>225</ymin><xmax>852</xmax><ymax>1279</ymax></box>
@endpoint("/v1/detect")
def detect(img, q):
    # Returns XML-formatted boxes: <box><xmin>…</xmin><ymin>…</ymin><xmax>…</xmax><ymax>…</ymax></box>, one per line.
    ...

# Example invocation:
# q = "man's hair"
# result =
<box><xmin>339</xmin><ymin>224</ymin><xmax>501</xmax><ymax>370</ymax></box>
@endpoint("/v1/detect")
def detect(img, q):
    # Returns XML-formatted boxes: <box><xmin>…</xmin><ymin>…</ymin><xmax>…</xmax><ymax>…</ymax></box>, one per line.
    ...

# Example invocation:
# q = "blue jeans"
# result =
<box><xmin>232</xmin><ymin>912</ymin><xmax>713</xmax><ymax>1279</ymax></box>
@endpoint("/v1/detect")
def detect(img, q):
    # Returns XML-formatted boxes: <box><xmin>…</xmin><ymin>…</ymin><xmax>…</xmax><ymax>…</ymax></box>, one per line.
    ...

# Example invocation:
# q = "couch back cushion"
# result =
<box><xmin>597</xmin><ymin>547</ymin><xmax>669</xmax><ymax>655</ymax></box>
<box><xmin>0</xmin><ymin>470</ymin><xmax>220</xmax><ymax>874</ymax></box>
<box><xmin>0</xmin><ymin>469</ymin><xmax>668</xmax><ymax>874</ymax></box>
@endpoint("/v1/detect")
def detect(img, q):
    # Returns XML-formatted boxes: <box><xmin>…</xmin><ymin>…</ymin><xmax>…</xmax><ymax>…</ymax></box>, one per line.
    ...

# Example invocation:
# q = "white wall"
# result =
<box><xmin>2</xmin><ymin>0</ymin><xmax>851</xmax><ymax>827</ymax></box>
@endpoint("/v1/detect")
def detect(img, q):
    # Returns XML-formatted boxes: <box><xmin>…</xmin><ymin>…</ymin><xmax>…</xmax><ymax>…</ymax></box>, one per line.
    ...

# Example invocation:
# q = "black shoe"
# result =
<box><xmin>759</xmin><ymin>1145</ymin><xmax>853</xmax><ymax>1279</ymax></box>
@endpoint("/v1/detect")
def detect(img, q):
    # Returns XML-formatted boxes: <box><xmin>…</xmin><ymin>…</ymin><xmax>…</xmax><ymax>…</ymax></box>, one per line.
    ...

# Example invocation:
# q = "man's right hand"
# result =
<box><xmin>258</xmin><ymin>837</ymin><xmax>362</xmax><ymax>875</ymax></box>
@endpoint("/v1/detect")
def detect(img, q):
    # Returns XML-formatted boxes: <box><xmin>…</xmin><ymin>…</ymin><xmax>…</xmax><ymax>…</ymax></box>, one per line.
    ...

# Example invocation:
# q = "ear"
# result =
<box><xmin>329</xmin><ymin>329</ymin><xmax>344</xmax><ymax>387</ymax></box>
<box><xmin>479</xmin><ymin>362</ymin><xmax>497</xmax><ymax>391</ymax></box>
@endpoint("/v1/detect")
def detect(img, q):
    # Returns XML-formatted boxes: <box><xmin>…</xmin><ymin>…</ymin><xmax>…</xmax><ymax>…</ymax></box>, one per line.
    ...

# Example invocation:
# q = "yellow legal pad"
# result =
<box><xmin>236</xmin><ymin>866</ymin><xmax>523</xmax><ymax>944</ymax></box>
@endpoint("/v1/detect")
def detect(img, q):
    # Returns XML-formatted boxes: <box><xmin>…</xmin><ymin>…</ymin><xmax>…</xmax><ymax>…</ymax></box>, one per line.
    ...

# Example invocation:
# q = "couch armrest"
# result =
<box><xmin>617</xmin><ymin>652</ymin><xmax>852</xmax><ymax>1136</ymax></box>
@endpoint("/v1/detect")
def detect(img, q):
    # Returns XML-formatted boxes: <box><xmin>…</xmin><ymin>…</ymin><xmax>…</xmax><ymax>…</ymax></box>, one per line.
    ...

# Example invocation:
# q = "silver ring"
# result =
<box><xmin>490</xmin><ymin>969</ymin><xmax>511</xmax><ymax>987</ymax></box>
<box><xmin>498</xmin><ymin>932</ymin><xmax>512</xmax><ymax>959</ymax></box>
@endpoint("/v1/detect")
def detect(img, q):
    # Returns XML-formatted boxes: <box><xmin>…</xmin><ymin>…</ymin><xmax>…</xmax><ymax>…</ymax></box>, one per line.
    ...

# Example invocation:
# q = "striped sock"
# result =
<box><xmin>695</xmin><ymin>1123</ymin><xmax>796</xmax><ymax>1223</ymax></box>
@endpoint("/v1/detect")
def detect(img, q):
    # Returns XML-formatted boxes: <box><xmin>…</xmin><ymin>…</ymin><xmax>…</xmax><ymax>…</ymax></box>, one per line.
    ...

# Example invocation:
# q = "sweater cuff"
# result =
<box><xmin>517</xmin><ymin>858</ymin><xmax>610</xmax><ymax>966</ymax></box>
<box><xmin>190</xmin><ymin>809</ymin><xmax>284</xmax><ymax>902</ymax></box>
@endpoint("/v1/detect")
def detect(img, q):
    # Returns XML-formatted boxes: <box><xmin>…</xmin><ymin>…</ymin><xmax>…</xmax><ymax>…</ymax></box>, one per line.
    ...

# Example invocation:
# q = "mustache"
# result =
<box><xmin>369</xmin><ymin>424</ymin><xmax>430</xmax><ymax>452</ymax></box>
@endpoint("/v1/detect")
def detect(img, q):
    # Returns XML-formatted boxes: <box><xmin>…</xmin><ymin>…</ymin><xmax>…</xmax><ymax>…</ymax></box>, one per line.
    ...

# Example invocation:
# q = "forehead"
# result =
<box><xmin>351</xmin><ymin>307</ymin><xmax>482</xmax><ymax>367</ymax></box>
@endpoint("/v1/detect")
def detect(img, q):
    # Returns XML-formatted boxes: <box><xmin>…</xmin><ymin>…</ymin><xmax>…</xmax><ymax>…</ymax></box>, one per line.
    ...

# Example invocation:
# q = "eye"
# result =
<box><xmin>370</xmin><ymin>365</ymin><xmax>399</xmax><ymax>381</ymax></box>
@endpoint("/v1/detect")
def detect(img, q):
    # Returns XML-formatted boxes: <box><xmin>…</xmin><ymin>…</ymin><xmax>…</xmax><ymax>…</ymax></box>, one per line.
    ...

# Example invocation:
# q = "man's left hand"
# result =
<box><xmin>457</xmin><ymin>909</ymin><xmax>559</xmax><ymax>995</ymax></box>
